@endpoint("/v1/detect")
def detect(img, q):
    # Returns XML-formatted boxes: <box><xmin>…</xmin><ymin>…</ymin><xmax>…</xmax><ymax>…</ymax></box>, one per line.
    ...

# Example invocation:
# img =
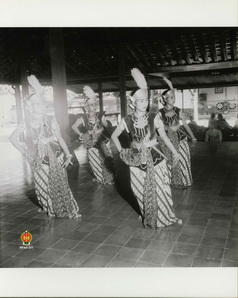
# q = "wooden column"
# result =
<box><xmin>182</xmin><ymin>90</ymin><xmax>184</xmax><ymax>111</ymax></box>
<box><xmin>20</xmin><ymin>69</ymin><xmax>29</xmax><ymax>100</ymax></box>
<box><xmin>118</xmin><ymin>45</ymin><xmax>127</xmax><ymax>117</ymax></box>
<box><xmin>193</xmin><ymin>89</ymin><xmax>199</xmax><ymax>122</ymax></box>
<box><xmin>18</xmin><ymin>39</ymin><xmax>29</xmax><ymax>101</ymax></box>
<box><xmin>14</xmin><ymin>85</ymin><xmax>23</xmax><ymax>124</ymax></box>
<box><xmin>98</xmin><ymin>81</ymin><xmax>103</xmax><ymax>113</ymax></box>
<box><xmin>49</xmin><ymin>28</ymin><xmax>69</xmax><ymax>143</ymax></box>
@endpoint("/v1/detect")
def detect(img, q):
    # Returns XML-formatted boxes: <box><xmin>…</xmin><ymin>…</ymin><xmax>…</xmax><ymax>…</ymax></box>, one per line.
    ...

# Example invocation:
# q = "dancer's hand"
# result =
<box><xmin>62</xmin><ymin>154</ymin><xmax>73</xmax><ymax>168</ymax></box>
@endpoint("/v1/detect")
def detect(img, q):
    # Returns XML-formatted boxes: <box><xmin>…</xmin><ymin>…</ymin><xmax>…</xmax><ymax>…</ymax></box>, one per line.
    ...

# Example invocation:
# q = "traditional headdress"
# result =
<box><xmin>83</xmin><ymin>85</ymin><xmax>96</xmax><ymax>100</ymax></box>
<box><xmin>24</xmin><ymin>75</ymin><xmax>47</xmax><ymax>115</ymax></box>
<box><xmin>160</xmin><ymin>89</ymin><xmax>171</xmax><ymax>106</ymax></box>
<box><xmin>129</xmin><ymin>68</ymin><xmax>150</xmax><ymax>111</ymax></box>
<box><xmin>160</xmin><ymin>76</ymin><xmax>174</xmax><ymax>106</ymax></box>
<box><xmin>83</xmin><ymin>85</ymin><xmax>98</xmax><ymax>108</ymax></box>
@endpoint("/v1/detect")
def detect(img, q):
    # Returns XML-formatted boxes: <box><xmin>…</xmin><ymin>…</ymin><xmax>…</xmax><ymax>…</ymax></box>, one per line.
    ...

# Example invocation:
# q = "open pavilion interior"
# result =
<box><xmin>0</xmin><ymin>27</ymin><xmax>238</xmax><ymax>268</ymax></box>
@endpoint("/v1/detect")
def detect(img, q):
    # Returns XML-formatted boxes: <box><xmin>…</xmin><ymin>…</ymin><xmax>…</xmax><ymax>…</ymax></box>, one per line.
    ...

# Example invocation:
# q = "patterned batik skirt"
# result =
<box><xmin>33</xmin><ymin>152</ymin><xmax>80</xmax><ymax>218</ymax></box>
<box><xmin>87</xmin><ymin>145</ymin><xmax>114</xmax><ymax>185</ymax></box>
<box><xmin>160</xmin><ymin>130</ymin><xmax>192</xmax><ymax>188</ymax></box>
<box><xmin>127</xmin><ymin>151</ymin><xmax>179</xmax><ymax>228</ymax></box>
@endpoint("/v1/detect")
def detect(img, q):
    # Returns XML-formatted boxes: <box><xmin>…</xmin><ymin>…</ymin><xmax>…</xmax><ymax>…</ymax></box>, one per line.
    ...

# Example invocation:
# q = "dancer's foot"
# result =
<box><xmin>177</xmin><ymin>218</ymin><xmax>183</xmax><ymax>225</ymax></box>
<box><xmin>37</xmin><ymin>208</ymin><xmax>44</xmax><ymax>213</ymax></box>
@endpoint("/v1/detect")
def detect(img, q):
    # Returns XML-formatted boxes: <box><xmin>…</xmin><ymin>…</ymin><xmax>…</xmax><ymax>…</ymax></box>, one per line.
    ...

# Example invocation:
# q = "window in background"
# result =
<box><xmin>103</xmin><ymin>92</ymin><xmax>120</xmax><ymax>126</ymax></box>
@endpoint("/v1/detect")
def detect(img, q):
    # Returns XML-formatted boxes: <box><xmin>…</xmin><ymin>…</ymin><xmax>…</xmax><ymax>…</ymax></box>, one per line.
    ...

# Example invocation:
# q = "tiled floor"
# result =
<box><xmin>0</xmin><ymin>130</ymin><xmax>238</xmax><ymax>267</ymax></box>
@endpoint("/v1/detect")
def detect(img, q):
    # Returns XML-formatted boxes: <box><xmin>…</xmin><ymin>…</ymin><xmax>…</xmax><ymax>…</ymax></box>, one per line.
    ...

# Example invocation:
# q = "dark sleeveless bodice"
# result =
<box><xmin>159</xmin><ymin>107</ymin><xmax>187</xmax><ymax>140</ymax></box>
<box><xmin>123</xmin><ymin>113</ymin><xmax>163</xmax><ymax>170</ymax></box>
<box><xmin>159</xmin><ymin>106</ymin><xmax>180</xmax><ymax>128</ymax></box>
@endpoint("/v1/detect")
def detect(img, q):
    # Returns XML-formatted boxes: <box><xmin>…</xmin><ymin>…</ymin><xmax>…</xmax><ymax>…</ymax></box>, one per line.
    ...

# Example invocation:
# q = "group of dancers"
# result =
<box><xmin>10</xmin><ymin>68</ymin><xmax>197</xmax><ymax>229</ymax></box>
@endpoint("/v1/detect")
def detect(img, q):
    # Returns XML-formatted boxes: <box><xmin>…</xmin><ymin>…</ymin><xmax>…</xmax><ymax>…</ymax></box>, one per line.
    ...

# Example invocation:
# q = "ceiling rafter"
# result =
<box><xmin>231</xmin><ymin>30</ymin><xmax>238</xmax><ymax>60</ymax></box>
<box><xmin>220</xmin><ymin>31</ymin><xmax>228</xmax><ymax>62</ymax></box>
<box><xmin>140</xmin><ymin>42</ymin><xmax>158</xmax><ymax>70</ymax></box>
<box><xmin>125</xmin><ymin>43</ymin><xmax>142</xmax><ymax>66</ymax></box>
<box><xmin>198</xmin><ymin>32</ymin><xmax>210</xmax><ymax>63</ymax></box>
<box><xmin>189</xmin><ymin>34</ymin><xmax>199</xmax><ymax>63</ymax></box>
<box><xmin>179</xmin><ymin>34</ymin><xmax>193</xmax><ymax>65</ymax></box>
<box><xmin>131</xmin><ymin>43</ymin><xmax>152</xmax><ymax>70</ymax></box>
<box><xmin>151</xmin><ymin>41</ymin><xmax>166</xmax><ymax>66</ymax></box>
<box><xmin>210</xmin><ymin>32</ymin><xmax>218</xmax><ymax>63</ymax></box>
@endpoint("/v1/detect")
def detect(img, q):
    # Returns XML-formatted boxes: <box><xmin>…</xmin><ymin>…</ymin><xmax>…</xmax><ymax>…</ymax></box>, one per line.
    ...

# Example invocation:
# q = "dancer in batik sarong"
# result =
<box><xmin>158</xmin><ymin>75</ymin><xmax>197</xmax><ymax>188</ymax></box>
<box><xmin>72</xmin><ymin>86</ymin><xmax>114</xmax><ymax>184</ymax></box>
<box><xmin>112</xmin><ymin>68</ymin><xmax>182</xmax><ymax>229</ymax></box>
<box><xmin>10</xmin><ymin>75</ymin><xmax>81</xmax><ymax>218</ymax></box>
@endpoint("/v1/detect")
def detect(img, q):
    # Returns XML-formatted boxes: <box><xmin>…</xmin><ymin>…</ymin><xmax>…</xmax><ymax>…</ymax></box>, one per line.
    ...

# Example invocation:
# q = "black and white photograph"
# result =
<box><xmin>0</xmin><ymin>1</ymin><xmax>237</xmax><ymax>297</ymax></box>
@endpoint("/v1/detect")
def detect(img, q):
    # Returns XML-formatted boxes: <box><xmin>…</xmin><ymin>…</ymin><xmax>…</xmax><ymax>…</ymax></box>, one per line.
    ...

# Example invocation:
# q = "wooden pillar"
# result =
<box><xmin>182</xmin><ymin>90</ymin><xmax>184</xmax><ymax>111</ymax></box>
<box><xmin>193</xmin><ymin>89</ymin><xmax>199</xmax><ymax>122</ymax></box>
<box><xmin>14</xmin><ymin>85</ymin><xmax>23</xmax><ymax>124</ymax></box>
<box><xmin>49</xmin><ymin>28</ymin><xmax>69</xmax><ymax>143</ymax></box>
<box><xmin>98</xmin><ymin>82</ymin><xmax>103</xmax><ymax>113</ymax></box>
<box><xmin>118</xmin><ymin>45</ymin><xmax>127</xmax><ymax>117</ymax></box>
<box><xmin>20</xmin><ymin>70</ymin><xmax>29</xmax><ymax>99</ymax></box>
<box><xmin>17</xmin><ymin>43</ymin><xmax>29</xmax><ymax>127</ymax></box>
<box><xmin>18</xmin><ymin>40</ymin><xmax>29</xmax><ymax>101</ymax></box>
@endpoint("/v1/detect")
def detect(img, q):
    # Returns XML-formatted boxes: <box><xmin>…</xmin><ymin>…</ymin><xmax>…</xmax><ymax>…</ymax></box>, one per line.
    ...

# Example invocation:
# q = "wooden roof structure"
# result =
<box><xmin>0</xmin><ymin>27</ymin><xmax>238</xmax><ymax>91</ymax></box>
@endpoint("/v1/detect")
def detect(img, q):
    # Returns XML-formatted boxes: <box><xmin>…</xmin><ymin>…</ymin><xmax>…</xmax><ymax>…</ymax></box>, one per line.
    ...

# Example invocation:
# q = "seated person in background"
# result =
<box><xmin>205</xmin><ymin>121</ymin><xmax>222</xmax><ymax>156</ymax></box>
<box><xmin>216</xmin><ymin>113</ymin><xmax>232</xmax><ymax>141</ymax></box>
<box><xmin>187</xmin><ymin>115</ymin><xmax>206</xmax><ymax>141</ymax></box>
<box><xmin>208</xmin><ymin>113</ymin><xmax>217</xmax><ymax>128</ymax></box>
<box><xmin>216</xmin><ymin>113</ymin><xmax>231</xmax><ymax>130</ymax></box>
<box><xmin>188</xmin><ymin>115</ymin><xmax>200</xmax><ymax>137</ymax></box>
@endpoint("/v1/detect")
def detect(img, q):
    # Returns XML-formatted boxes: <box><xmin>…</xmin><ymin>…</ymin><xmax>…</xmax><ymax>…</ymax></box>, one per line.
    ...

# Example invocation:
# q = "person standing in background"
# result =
<box><xmin>205</xmin><ymin>121</ymin><xmax>222</xmax><ymax>156</ymax></box>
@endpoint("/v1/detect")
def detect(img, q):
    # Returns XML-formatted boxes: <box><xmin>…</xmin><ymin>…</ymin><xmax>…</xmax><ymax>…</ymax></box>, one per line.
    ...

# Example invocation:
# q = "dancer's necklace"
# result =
<box><xmin>133</xmin><ymin>112</ymin><xmax>148</xmax><ymax>128</ymax></box>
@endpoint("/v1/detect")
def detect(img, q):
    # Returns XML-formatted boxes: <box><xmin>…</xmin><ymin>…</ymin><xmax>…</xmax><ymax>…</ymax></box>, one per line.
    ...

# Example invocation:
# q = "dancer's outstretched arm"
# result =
<box><xmin>52</xmin><ymin>118</ymin><xmax>73</xmax><ymax>168</ymax></box>
<box><xmin>111</xmin><ymin>119</ymin><xmax>126</xmax><ymax>153</ymax></box>
<box><xmin>72</xmin><ymin>117</ymin><xmax>84</xmax><ymax>139</ymax></box>
<box><xmin>154</xmin><ymin>113</ymin><xmax>179</xmax><ymax>162</ymax></box>
<box><xmin>9</xmin><ymin>124</ymin><xmax>27</xmax><ymax>156</ymax></box>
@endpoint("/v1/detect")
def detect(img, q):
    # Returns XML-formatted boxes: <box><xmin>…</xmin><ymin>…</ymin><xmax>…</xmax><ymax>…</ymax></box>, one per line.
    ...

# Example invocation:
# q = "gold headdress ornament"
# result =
<box><xmin>131</xmin><ymin>68</ymin><xmax>147</xmax><ymax>90</ymax></box>
<box><xmin>83</xmin><ymin>85</ymin><xmax>97</xmax><ymax>104</ymax></box>
<box><xmin>24</xmin><ymin>75</ymin><xmax>46</xmax><ymax>115</ymax></box>
<box><xmin>27</xmin><ymin>75</ymin><xmax>43</xmax><ymax>95</ymax></box>
<box><xmin>128</xmin><ymin>68</ymin><xmax>148</xmax><ymax>111</ymax></box>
